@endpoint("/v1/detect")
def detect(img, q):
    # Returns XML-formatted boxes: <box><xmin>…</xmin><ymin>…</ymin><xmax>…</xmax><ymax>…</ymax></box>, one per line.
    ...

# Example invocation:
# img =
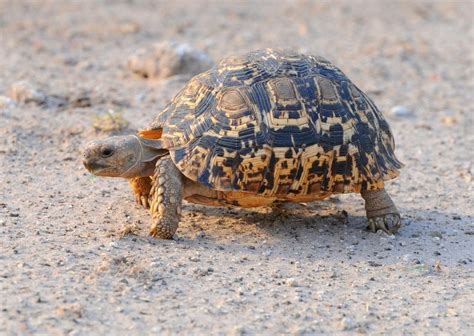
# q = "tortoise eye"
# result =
<box><xmin>101</xmin><ymin>147</ymin><xmax>114</xmax><ymax>158</ymax></box>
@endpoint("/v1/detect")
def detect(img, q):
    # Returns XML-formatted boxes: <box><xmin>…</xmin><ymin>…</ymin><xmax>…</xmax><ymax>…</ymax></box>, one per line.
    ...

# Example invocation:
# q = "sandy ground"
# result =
<box><xmin>1</xmin><ymin>0</ymin><xmax>473</xmax><ymax>335</ymax></box>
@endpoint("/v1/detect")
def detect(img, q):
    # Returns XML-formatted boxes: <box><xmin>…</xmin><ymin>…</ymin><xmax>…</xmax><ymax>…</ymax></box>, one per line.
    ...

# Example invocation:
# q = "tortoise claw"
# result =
<box><xmin>367</xmin><ymin>214</ymin><xmax>401</xmax><ymax>234</ymax></box>
<box><xmin>141</xmin><ymin>196</ymin><xmax>149</xmax><ymax>209</ymax></box>
<box><xmin>134</xmin><ymin>195</ymin><xmax>149</xmax><ymax>209</ymax></box>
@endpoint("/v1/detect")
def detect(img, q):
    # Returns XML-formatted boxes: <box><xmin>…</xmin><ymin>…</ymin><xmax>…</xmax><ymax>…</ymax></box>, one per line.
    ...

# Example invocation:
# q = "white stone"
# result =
<box><xmin>389</xmin><ymin>105</ymin><xmax>413</xmax><ymax>117</ymax></box>
<box><xmin>0</xmin><ymin>96</ymin><xmax>16</xmax><ymax>109</ymax></box>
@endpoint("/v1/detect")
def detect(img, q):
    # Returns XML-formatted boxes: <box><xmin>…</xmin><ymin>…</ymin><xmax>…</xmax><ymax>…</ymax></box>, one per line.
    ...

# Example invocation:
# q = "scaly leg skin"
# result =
<box><xmin>149</xmin><ymin>157</ymin><xmax>183</xmax><ymax>239</ymax></box>
<box><xmin>129</xmin><ymin>177</ymin><xmax>153</xmax><ymax>209</ymax></box>
<box><xmin>361</xmin><ymin>188</ymin><xmax>401</xmax><ymax>234</ymax></box>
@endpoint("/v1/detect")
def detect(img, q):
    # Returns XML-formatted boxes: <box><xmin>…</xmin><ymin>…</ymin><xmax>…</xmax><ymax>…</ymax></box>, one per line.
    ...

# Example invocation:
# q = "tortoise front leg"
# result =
<box><xmin>361</xmin><ymin>188</ymin><xmax>401</xmax><ymax>234</ymax></box>
<box><xmin>129</xmin><ymin>177</ymin><xmax>153</xmax><ymax>209</ymax></box>
<box><xmin>149</xmin><ymin>157</ymin><xmax>183</xmax><ymax>239</ymax></box>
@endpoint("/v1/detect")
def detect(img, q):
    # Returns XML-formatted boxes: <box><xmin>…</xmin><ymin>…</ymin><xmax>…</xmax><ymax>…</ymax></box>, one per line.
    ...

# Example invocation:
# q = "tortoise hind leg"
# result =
<box><xmin>149</xmin><ymin>157</ymin><xmax>183</xmax><ymax>239</ymax></box>
<box><xmin>361</xmin><ymin>188</ymin><xmax>401</xmax><ymax>234</ymax></box>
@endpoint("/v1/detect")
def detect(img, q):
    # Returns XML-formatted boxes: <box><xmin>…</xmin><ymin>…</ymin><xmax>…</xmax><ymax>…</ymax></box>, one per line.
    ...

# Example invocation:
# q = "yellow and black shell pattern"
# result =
<box><xmin>148</xmin><ymin>49</ymin><xmax>403</xmax><ymax>197</ymax></box>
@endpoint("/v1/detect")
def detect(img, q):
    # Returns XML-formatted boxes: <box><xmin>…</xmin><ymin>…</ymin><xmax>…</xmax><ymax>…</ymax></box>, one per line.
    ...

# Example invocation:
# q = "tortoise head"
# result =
<box><xmin>82</xmin><ymin>135</ymin><xmax>166</xmax><ymax>178</ymax></box>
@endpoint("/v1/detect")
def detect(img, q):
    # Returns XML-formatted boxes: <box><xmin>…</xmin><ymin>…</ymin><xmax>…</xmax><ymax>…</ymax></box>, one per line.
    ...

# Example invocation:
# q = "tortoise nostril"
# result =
<box><xmin>82</xmin><ymin>152</ymin><xmax>91</xmax><ymax>163</ymax></box>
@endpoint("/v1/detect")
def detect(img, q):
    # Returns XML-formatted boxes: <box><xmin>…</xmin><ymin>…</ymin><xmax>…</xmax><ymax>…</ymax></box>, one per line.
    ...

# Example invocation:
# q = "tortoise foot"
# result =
<box><xmin>362</xmin><ymin>188</ymin><xmax>401</xmax><ymax>235</ymax></box>
<box><xmin>367</xmin><ymin>213</ymin><xmax>401</xmax><ymax>234</ymax></box>
<box><xmin>149</xmin><ymin>222</ymin><xmax>175</xmax><ymax>239</ymax></box>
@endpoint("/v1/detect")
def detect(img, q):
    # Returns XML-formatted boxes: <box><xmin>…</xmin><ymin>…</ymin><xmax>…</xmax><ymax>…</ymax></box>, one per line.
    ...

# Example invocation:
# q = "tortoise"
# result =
<box><xmin>82</xmin><ymin>49</ymin><xmax>403</xmax><ymax>239</ymax></box>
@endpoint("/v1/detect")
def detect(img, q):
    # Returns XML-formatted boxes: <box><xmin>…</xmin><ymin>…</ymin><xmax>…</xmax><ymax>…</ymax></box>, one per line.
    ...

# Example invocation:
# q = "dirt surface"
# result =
<box><xmin>1</xmin><ymin>1</ymin><xmax>473</xmax><ymax>335</ymax></box>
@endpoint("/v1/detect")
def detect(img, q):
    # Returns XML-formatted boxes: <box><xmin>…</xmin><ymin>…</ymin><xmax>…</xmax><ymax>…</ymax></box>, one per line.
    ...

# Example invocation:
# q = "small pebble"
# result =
<box><xmin>262</xmin><ymin>250</ymin><xmax>272</xmax><ymax>257</ymax></box>
<box><xmin>7</xmin><ymin>81</ymin><xmax>68</xmax><ymax>108</ymax></box>
<box><xmin>287</xmin><ymin>278</ymin><xmax>299</xmax><ymax>287</ymax></box>
<box><xmin>0</xmin><ymin>96</ymin><xmax>16</xmax><ymax>109</ymax></box>
<box><xmin>340</xmin><ymin>317</ymin><xmax>354</xmax><ymax>330</ymax></box>
<box><xmin>440</xmin><ymin>116</ymin><xmax>457</xmax><ymax>126</ymax></box>
<box><xmin>8</xmin><ymin>81</ymin><xmax>46</xmax><ymax>104</ymax></box>
<box><xmin>389</xmin><ymin>105</ymin><xmax>413</xmax><ymax>118</ymax></box>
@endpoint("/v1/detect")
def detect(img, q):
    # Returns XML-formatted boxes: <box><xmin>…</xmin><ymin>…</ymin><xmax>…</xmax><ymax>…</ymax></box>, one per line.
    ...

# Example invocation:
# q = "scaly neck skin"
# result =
<box><xmin>136</xmin><ymin>160</ymin><xmax>159</xmax><ymax>177</ymax></box>
<box><xmin>125</xmin><ymin>136</ymin><xmax>168</xmax><ymax>178</ymax></box>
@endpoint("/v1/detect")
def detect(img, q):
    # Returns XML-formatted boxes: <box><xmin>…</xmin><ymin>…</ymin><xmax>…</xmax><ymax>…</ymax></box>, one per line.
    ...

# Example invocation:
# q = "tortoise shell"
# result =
<box><xmin>147</xmin><ymin>49</ymin><xmax>403</xmax><ymax>197</ymax></box>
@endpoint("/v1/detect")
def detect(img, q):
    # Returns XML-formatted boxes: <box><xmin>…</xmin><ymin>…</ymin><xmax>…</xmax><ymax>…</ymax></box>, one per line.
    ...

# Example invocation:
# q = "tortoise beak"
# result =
<box><xmin>83</xmin><ymin>161</ymin><xmax>93</xmax><ymax>172</ymax></box>
<box><xmin>82</xmin><ymin>147</ymin><xmax>108</xmax><ymax>173</ymax></box>
<box><xmin>82</xmin><ymin>159</ymin><xmax>109</xmax><ymax>173</ymax></box>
